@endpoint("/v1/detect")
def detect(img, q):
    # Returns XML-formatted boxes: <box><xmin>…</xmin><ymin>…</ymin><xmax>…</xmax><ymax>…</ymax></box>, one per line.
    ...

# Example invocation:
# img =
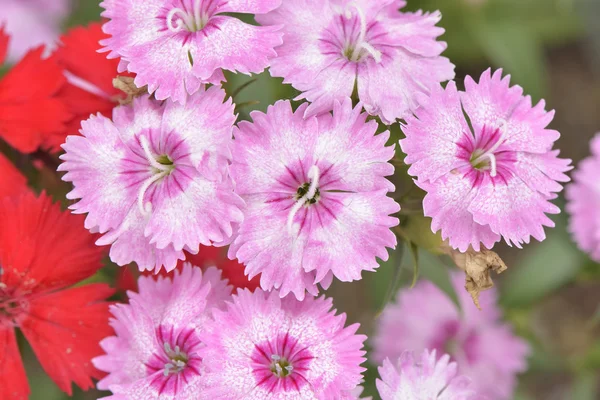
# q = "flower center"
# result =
<box><xmin>166</xmin><ymin>0</ymin><xmax>212</xmax><ymax>33</ymax></box>
<box><xmin>287</xmin><ymin>165</ymin><xmax>321</xmax><ymax>234</ymax></box>
<box><xmin>270</xmin><ymin>354</ymin><xmax>294</xmax><ymax>377</ymax></box>
<box><xmin>138</xmin><ymin>136</ymin><xmax>176</xmax><ymax>216</ymax></box>
<box><xmin>341</xmin><ymin>4</ymin><xmax>382</xmax><ymax>63</ymax></box>
<box><xmin>0</xmin><ymin>289</ymin><xmax>28</xmax><ymax>327</ymax></box>
<box><xmin>469</xmin><ymin>148</ymin><xmax>496</xmax><ymax>176</ymax></box>
<box><xmin>163</xmin><ymin>342</ymin><xmax>189</xmax><ymax>376</ymax></box>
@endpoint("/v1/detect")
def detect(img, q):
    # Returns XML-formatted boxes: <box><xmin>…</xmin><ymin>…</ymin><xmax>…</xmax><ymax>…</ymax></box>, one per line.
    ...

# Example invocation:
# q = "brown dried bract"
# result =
<box><xmin>113</xmin><ymin>76</ymin><xmax>148</xmax><ymax>105</ymax></box>
<box><xmin>443</xmin><ymin>244</ymin><xmax>507</xmax><ymax>309</ymax></box>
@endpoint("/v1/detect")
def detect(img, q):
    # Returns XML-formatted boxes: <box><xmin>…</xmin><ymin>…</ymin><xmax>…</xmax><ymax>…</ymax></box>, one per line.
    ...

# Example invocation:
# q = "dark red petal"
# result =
<box><xmin>55</xmin><ymin>23</ymin><xmax>125</xmax><ymax>97</ymax></box>
<box><xmin>0</xmin><ymin>47</ymin><xmax>71</xmax><ymax>153</ymax></box>
<box><xmin>0</xmin><ymin>26</ymin><xmax>9</xmax><ymax>66</ymax></box>
<box><xmin>52</xmin><ymin>23</ymin><xmax>133</xmax><ymax>149</ymax></box>
<box><xmin>0</xmin><ymin>328</ymin><xmax>29</xmax><ymax>400</ymax></box>
<box><xmin>143</xmin><ymin>247</ymin><xmax>260</xmax><ymax>290</ymax></box>
<box><xmin>0</xmin><ymin>192</ymin><xmax>105</xmax><ymax>293</ymax></box>
<box><xmin>0</xmin><ymin>153</ymin><xmax>27</xmax><ymax>198</ymax></box>
<box><xmin>20</xmin><ymin>284</ymin><xmax>115</xmax><ymax>395</ymax></box>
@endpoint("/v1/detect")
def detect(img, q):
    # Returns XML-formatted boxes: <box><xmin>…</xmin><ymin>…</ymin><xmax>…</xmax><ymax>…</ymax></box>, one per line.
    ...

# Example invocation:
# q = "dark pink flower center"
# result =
<box><xmin>457</xmin><ymin>125</ymin><xmax>517</xmax><ymax>183</ymax></box>
<box><xmin>430</xmin><ymin>320</ymin><xmax>479</xmax><ymax>366</ymax></box>
<box><xmin>319</xmin><ymin>6</ymin><xmax>384</xmax><ymax>63</ymax></box>
<box><xmin>146</xmin><ymin>325</ymin><xmax>203</xmax><ymax>396</ymax></box>
<box><xmin>164</xmin><ymin>0</ymin><xmax>225</xmax><ymax>33</ymax></box>
<box><xmin>251</xmin><ymin>332</ymin><xmax>314</xmax><ymax>393</ymax></box>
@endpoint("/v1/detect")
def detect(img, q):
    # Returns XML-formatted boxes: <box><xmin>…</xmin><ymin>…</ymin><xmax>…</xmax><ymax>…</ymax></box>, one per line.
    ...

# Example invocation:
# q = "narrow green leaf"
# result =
<box><xmin>570</xmin><ymin>371</ymin><xmax>599</xmax><ymax>400</ymax></box>
<box><xmin>408</xmin><ymin>241</ymin><xmax>419</xmax><ymax>288</ymax></box>
<box><xmin>376</xmin><ymin>242</ymin><xmax>406</xmax><ymax>313</ymax></box>
<box><xmin>231</xmin><ymin>78</ymin><xmax>258</xmax><ymax>98</ymax></box>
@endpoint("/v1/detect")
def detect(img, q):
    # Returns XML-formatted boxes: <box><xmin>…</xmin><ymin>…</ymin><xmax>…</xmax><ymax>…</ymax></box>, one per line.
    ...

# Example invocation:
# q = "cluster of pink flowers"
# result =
<box><xmin>0</xmin><ymin>0</ymin><xmax>581</xmax><ymax>398</ymax></box>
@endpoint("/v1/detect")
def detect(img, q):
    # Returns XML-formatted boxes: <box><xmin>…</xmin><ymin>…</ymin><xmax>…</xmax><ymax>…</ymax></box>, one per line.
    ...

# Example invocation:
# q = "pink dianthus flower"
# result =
<box><xmin>566</xmin><ymin>133</ymin><xmax>600</xmax><ymax>261</ymax></box>
<box><xmin>200</xmin><ymin>289</ymin><xmax>367</xmax><ymax>399</ymax></box>
<box><xmin>256</xmin><ymin>0</ymin><xmax>454</xmax><ymax>123</ymax></box>
<box><xmin>400</xmin><ymin>69</ymin><xmax>572</xmax><ymax>251</ymax></box>
<box><xmin>229</xmin><ymin>99</ymin><xmax>399</xmax><ymax>299</ymax></box>
<box><xmin>372</xmin><ymin>273</ymin><xmax>529</xmax><ymax>399</ymax></box>
<box><xmin>100</xmin><ymin>0</ymin><xmax>283</xmax><ymax>103</ymax></box>
<box><xmin>59</xmin><ymin>88</ymin><xmax>244</xmax><ymax>272</ymax></box>
<box><xmin>377</xmin><ymin>350</ymin><xmax>481</xmax><ymax>400</ymax></box>
<box><xmin>93</xmin><ymin>264</ymin><xmax>232</xmax><ymax>399</ymax></box>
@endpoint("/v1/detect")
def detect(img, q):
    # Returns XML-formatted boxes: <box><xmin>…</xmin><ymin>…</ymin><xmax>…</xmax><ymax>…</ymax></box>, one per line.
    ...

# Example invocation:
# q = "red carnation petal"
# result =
<box><xmin>0</xmin><ymin>26</ymin><xmax>9</xmax><ymax>66</ymax></box>
<box><xmin>20</xmin><ymin>284</ymin><xmax>115</xmax><ymax>395</ymax></box>
<box><xmin>0</xmin><ymin>153</ymin><xmax>27</xmax><ymax>198</ymax></box>
<box><xmin>0</xmin><ymin>47</ymin><xmax>71</xmax><ymax>153</ymax></box>
<box><xmin>0</xmin><ymin>328</ymin><xmax>29</xmax><ymax>400</ymax></box>
<box><xmin>55</xmin><ymin>23</ymin><xmax>125</xmax><ymax>97</ymax></box>
<box><xmin>0</xmin><ymin>192</ymin><xmax>105</xmax><ymax>293</ymax></box>
<box><xmin>52</xmin><ymin>23</ymin><xmax>133</xmax><ymax>148</ymax></box>
<box><xmin>143</xmin><ymin>247</ymin><xmax>260</xmax><ymax>291</ymax></box>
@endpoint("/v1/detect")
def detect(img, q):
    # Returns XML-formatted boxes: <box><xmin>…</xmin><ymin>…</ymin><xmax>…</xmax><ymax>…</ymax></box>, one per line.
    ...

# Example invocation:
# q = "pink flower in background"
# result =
<box><xmin>229</xmin><ymin>99</ymin><xmax>399</xmax><ymax>299</ymax></box>
<box><xmin>372</xmin><ymin>273</ymin><xmax>529</xmax><ymax>399</ymax></box>
<box><xmin>377</xmin><ymin>350</ymin><xmax>480</xmax><ymax>400</ymax></box>
<box><xmin>566</xmin><ymin>133</ymin><xmax>600</xmax><ymax>261</ymax></box>
<box><xmin>400</xmin><ymin>69</ymin><xmax>572</xmax><ymax>251</ymax></box>
<box><xmin>0</xmin><ymin>0</ymin><xmax>71</xmax><ymax>62</ymax></box>
<box><xmin>59</xmin><ymin>88</ymin><xmax>244</xmax><ymax>272</ymax></box>
<box><xmin>256</xmin><ymin>0</ymin><xmax>454</xmax><ymax>123</ymax></box>
<box><xmin>100</xmin><ymin>0</ymin><xmax>283</xmax><ymax>103</ymax></box>
<box><xmin>200</xmin><ymin>289</ymin><xmax>367</xmax><ymax>399</ymax></box>
<box><xmin>93</xmin><ymin>265</ymin><xmax>232</xmax><ymax>399</ymax></box>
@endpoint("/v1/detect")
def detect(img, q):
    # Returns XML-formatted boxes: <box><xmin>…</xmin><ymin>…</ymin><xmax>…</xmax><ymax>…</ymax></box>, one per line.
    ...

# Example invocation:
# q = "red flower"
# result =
<box><xmin>0</xmin><ymin>191</ymin><xmax>114</xmax><ymax>399</ymax></box>
<box><xmin>0</xmin><ymin>27</ymin><xmax>71</xmax><ymax>154</ymax></box>
<box><xmin>182</xmin><ymin>247</ymin><xmax>261</xmax><ymax>291</ymax></box>
<box><xmin>119</xmin><ymin>246</ymin><xmax>260</xmax><ymax>293</ymax></box>
<box><xmin>49</xmin><ymin>23</ymin><xmax>131</xmax><ymax>151</ymax></box>
<box><xmin>0</xmin><ymin>153</ymin><xmax>27</xmax><ymax>198</ymax></box>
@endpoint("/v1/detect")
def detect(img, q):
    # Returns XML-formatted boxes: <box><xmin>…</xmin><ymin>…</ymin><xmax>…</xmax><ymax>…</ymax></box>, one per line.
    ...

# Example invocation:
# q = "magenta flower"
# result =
<box><xmin>200</xmin><ymin>289</ymin><xmax>367</xmax><ymax>399</ymax></box>
<box><xmin>400</xmin><ymin>69</ymin><xmax>572</xmax><ymax>251</ymax></box>
<box><xmin>92</xmin><ymin>265</ymin><xmax>232</xmax><ymax>399</ymax></box>
<box><xmin>100</xmin><ymin>0</ymin><xmax>283</xmax><ymax>103</ymax></box>
<box><xmin>377</xmin><ymin>350</ymin><xmax>480</xmax><ymax>400</ymax></box>
<box><xmin>372</xmin><ymin>273</ymin><xmax>529</xmax><ymax>399</ymax></box>
<box><xmin>229</xmin><ymin>99</ymin><xmax>399</xmax><ymax>299</ymax></box>
<box><xmin>59</xmin><ymin>87</ymin><xmax>244</xmax><ymax>272</ymax></box>
<box><xmin>256</xmin><ymin>0</ymin><xmax>454</xmax><ymax>123</ymax></box>
<box><xmin>566</xmin><ymin>133</ymin><xmax>600</xmax><ymax>261</ymax></box>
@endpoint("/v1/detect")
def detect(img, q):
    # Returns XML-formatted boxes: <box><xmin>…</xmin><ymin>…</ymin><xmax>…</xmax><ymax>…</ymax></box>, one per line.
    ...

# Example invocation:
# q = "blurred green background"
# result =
<box><xmin>15</xmin><ymin>0</ymin><xmax>600</xmax><ymax>398</ymax></box>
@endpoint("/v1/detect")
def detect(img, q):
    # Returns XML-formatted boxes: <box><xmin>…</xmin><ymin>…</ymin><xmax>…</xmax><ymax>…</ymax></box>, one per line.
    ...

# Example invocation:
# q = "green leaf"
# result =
<box><xmin>500</xmin><ymin>228</ymin><xmax>587</xmax><ymax>308</ymax></box>
<box><xmin>374</xmin><ymin>243</ymin><xmax>406</xmax><ymax>312</ymax></box>
<box><xmin>408</xmin><ymin>241</ymin><xmax>419</xmax><ymax>288</ymax></box>
<box><xmin>570</xmin><ymin>371</ymin><xmax>599</xmax><ymax>400</ymax></box>
<box><xmin>418</xmin><ymin>250</ymin><xmax>462</xmax><ymax>313</ymax></box>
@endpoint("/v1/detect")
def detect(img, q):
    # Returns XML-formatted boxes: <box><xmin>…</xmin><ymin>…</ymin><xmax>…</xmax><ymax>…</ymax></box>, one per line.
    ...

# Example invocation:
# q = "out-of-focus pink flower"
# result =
<box><xmin>93</xmin><ymin>265</ymin><xmax>232</xmax><ymax>399</ymax></box>
<box><xmin>372</xmin><ymin>273</ymin><xmax>529</xmax><ymax>400</ymax></box>
<box><xmin>0</xmin><ymin>0</ymin><xmax>71</xmax><ymax>63</ymax></box>
<box><xmin>229</xmin><ymin>99</ymin><xmax>399</xmax><ymax>299</ymax></box>
<box><xmin>200</xmin><ymin>289</ymin><xmax>367</xmax><ymax>399</ymax></box>
<box><xmin>100</xmin><ymin>0</ymin><xmax>283</xmax><ymax>103</ymax></box>
<box><xmin>59</xmin><ymin>89</ymin><xmax>244</xmax><ymax>272</ymax></box>
<box><xmin>400</xmin><ymin>69</ymin><xmax>571</xmax><ymax>251</ymax></box>
<box><xmin>257</xmin><ymin>0</ymin><xmax>454</xmax><ymax>123</ymax></box>
<box><xmin>376</xmin><ymin>350</ymin><xmax>481</xmax><ymax>400</ymax></box>
<box><xmin>566</xmin><ymin>133</ymin><xmax>600</xmax><ymax>261</ymax></box>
